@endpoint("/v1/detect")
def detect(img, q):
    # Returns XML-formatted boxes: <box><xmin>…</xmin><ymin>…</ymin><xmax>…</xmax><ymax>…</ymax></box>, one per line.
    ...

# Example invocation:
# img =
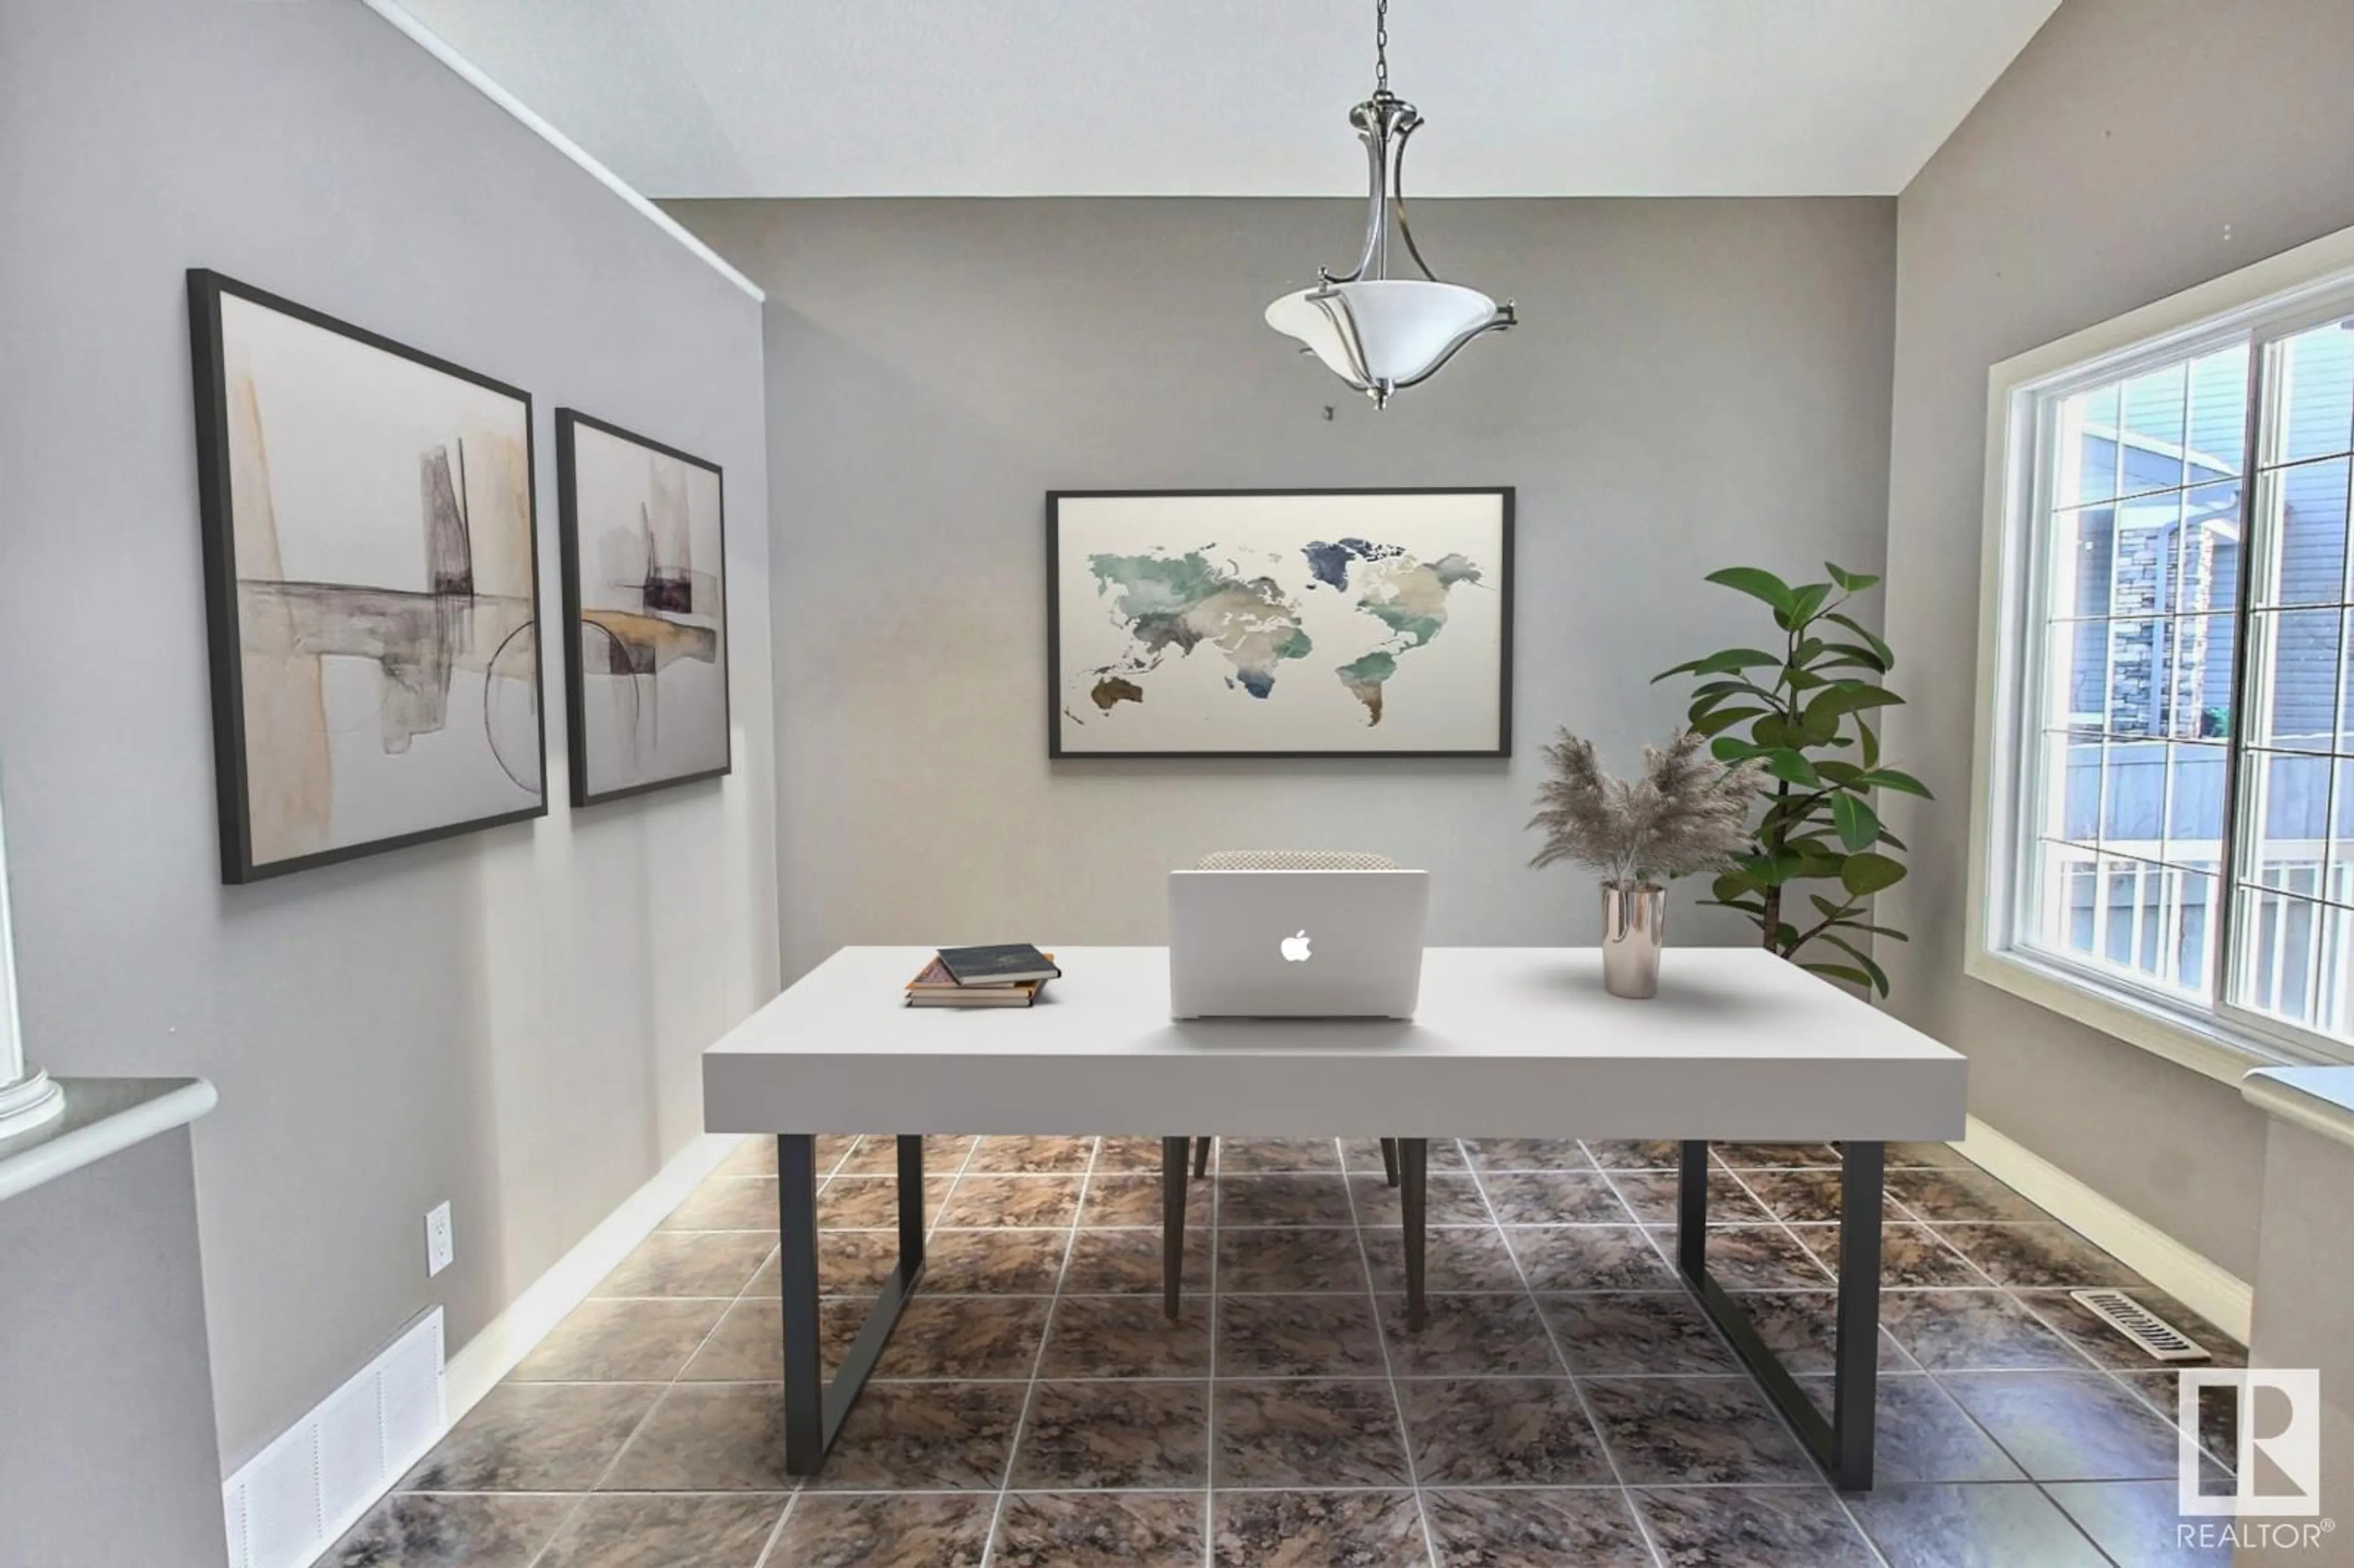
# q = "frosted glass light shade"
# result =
<box><xmin>1265</xmin><ymin>279</ymin><xmax>1503</xmax><ymax>390</ymax></box>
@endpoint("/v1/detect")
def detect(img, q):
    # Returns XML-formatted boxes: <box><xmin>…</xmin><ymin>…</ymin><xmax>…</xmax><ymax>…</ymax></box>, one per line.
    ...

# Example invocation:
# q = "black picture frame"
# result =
<box><xmin>189</xmin><ymin>268</ymin><xmax>547</xmax><ymax>884</ymax></box>
<box><xmin>1046</xmin><ymin>487</ymin><xmax>1515</xmax><ymax>759</ymax></box>
<box><xmin>554</xmin><ymin>408</ymin><xmax>733</xmax><ymax>808</ymax></box>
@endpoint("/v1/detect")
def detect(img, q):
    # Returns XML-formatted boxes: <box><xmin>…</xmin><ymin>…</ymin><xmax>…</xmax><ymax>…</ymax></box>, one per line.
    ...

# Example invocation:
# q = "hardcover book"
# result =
<box><xmin>935</xmin><ymin>943</ymin><xmax>1061</xmax><ymax>987</ymax></box>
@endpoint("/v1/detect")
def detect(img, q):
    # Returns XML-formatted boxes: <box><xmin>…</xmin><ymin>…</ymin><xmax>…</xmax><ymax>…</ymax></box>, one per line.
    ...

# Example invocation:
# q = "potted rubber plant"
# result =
<box><xmin>1528</xmin><ymin>729</ymin><xmax>1764</xmax><ymax>998</ymax></box>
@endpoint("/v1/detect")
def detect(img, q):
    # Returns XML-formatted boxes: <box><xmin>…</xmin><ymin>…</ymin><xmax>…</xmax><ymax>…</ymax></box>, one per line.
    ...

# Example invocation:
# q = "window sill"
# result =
<box><xmin>1963</xmin><ymin>944</ymin><xmax>2350</xmax><ymax>1089</ymax></box>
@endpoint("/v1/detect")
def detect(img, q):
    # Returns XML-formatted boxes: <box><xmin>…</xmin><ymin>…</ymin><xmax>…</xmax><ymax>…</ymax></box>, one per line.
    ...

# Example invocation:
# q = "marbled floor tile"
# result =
<box><xmin>1732</xmin><ymin>1168</ymin><xmax>1897</xmax><ymax>1225</ymax></box>
<box><xmin>1062</xmin><ymin>1227</ymin><xmax>1209</xmax><ymax>1296</ymax></box>
<box><xmin>1876</xmin><ymin>1286</ymin><xmax>2086</xmax><ymax>1372</ymax></box>
<box><xmin>1791</xmin><ymin>1372</ymin><xmax>2024</xmax><ymax>1483</ymax></box>
<box><xmin>1576</xmin><ymin>1377</ymin><xmax>1816</xmax><ymax>1485</ymax></box>
<box><xmin>326</xmin><ymin>1493</ymin><xmax>574</xmax><ymax>1568</ymax></box>
<box><xmin>1506</xmin><ymin>1225</ymin><xmax>1678</xmax><ymax>1293</ymax></box>
<box><xmin>1885</xmin><ymin>1166</ymin><xmax>2047</xmax><ymax>1224</ymax></box>
<box><xmin>508</xmin><ymin>1296</ymin><xmax>728</xmax><ymax>1382</ymax></box>
<box><xmin>1216</xmin><ymin>1173</ymin><xmax>1358</xmax><ymax>1227</ymax></box>
<box><xmin>1885</xmin><ymin>1140</ymin><xmax>1973</xmax><ymax>1170</ymax></box>
<box><xmin>785</xmin><ymin>1230</ymin><xmax>905</xmax><ymax>1295</ymax></box>
<box><xmin>1343</xmin><ymin>1136</ymin><xmax>1469</xmax><ymax>1174</ymax></box>
<box><xmin>1096</xmin><ymin>1136</ymin><xmax>1181</xmax><ymax>1173</ymax></box>
<box><xmin>1938</xmin><ymin>1369</ymin><xmax>2184</xmax><ymax>1480</ymax></box>
<box><xmin>2117</xmin><ymin>1370</ymin><xmax>2237</xmax><ymax>1472</ymax></box>
<box><xmin>666</xmin><ymin>1176</ymin><xmax>780</xmax><ymax>1232</ymax></box>
<box><xmin>534</xmin><ymin>1493</ymin><xmax>785</xmax><ymax>1568</ymax></box>
<box><xmin>716</xmin><ymin>1136</ymin><xmax>779</xmax><ymax>1178</ymax></box>
<box><xmin>1041</xmin><ymin>1295</ymin><xmax>1213</xmax><ymax>1376</ymax></box>
<box><xmin>1212</xmin><ymin>1489</ymin><xmax>1428</xmax><ymax>1568</ymax></box>
<box><xmin>2046</xmin><ymin>1480</ymin><xmax>2235</xmax><ymax>1567</ymax></box>
<box><xmin>1211</xmin><ymin>1377</ymin><xmax>1411</xmax><ymax>1486</ymax></box>
<box><xmin>818</xmin><ymin>1177</ymin><xmax>954</xmax><ymax>1231</ymax></box>
<box><xmin>1536</xmin><ymin>1292</ymin><xmax>1739</xmax><ymax>1376</ymax></box>
<box><xmin>920</xmin><ymin>1227</ymin><xmax>1070</xmax><ymax>1294</ymax></box>
<box><xmin>679</xmin><ymin>1296</ymin><xmax>817</xmax><ymax>1383</ymax></box>
<box><xmin>991</xmin><ymin>1493</ymin><xmax>1207</xmax><ymax>1568</ymax></box>
<box><xmin>601</xmin><ymin>1383</ymin><xmax>791</xmax><ymax>1491</ymax></box>
<box><xmin>1363</xmin><ymin>1225</ymin><xmax>1526</xmax><ymax>1292</ymax></box>
<box><xmin>1401</xmin><ymin>1377</ymin><xmax>1613</xmax><ymax>1485</ymax></box>
<box><xmin>1349</xmin><ymin>1173</ymin><xmax>1496</xmax><ymax>1225</ymax></box>
<box><xmin>1216</xmin><ymin>1226</ymin><xmax>1369</xmax><ymax>1292</ymax></box>
<box><xmin>1846</xmin><ymin>1481</ymin><xmax>2109</xmax><ymax>1568</ymax></box>
<box><xmin>1794</xmin><ymin>1220</ymin><xmax>1992</xmax><ymax>1288</ymax></box>
<box><xmin>1651</xmin><ymin>1224</ymin><xmax>1832</xmax><ymax>1289</ymax></box>
<box><xmin>966</xmin><ymin>1135</ymin><xmax>1094</xmax><ymax>1173</ymax></box>
<box><xmin>1581</xmin><ymin>1139</ymin><xmax>1682</xmax><ymax>1171</ymax></box>
<box><xmin>399</xmin><ymin>1382</ymin><xmax>661</xmax><ymax>1491</ymax></box>
<box><xmin>1422</xmin><ymin>1488</ymin><xmax>1652</xmax><ymax>1567</ymax></box>
<box><xmin>1217</xmin><ymin>1136</ymin><xmax>1344</xmax><ymax>1173</ymax></box>
<box><xmin>1478</xmin><ymin>1171</ymin><xmax>1636</xmax><ymax>1225</ymax></box>
<box><xmin>1631</xmin><ymin>1487</ymin><xmax>1880</xmax><ymax>1568</ymax></box>
<box><xmin>1723</xmin><ymin>1290</ymin><xmax>1916</xmax><ymax>1375</ymax></box>
<box><xmin>1080</xmin><ymin>1171</ymin><xmax>1209</xmax><ymax>1228</ymax></box>
<box><xmin>1009</xmin><ymin>1379</ymin><xmax>1209</xmax><ymax>1488</ymax></box>
<box><xmin>1375</xmin><ymin>1292</ymin><xmax>1563</xmax><ymax>1376</ymax></box>
<box><xmin>593</xmin><ymin>1231</ymin><xmax>773</xmax><ymax>1300</ymax></box>
<box><xmin>1462</xmin><ymin>1138</ymin><xmax>1595</xmax><ymax>1171</ymax></box>
<box><xmin>874</xmin><ymin>1296</ymin><xmax>1050</xmax><ymax>1380</ymax></box>
<box><xmin>2015</xmin><ymin>1287</ymin><xmax>2245</xmax><ymax>1371</ymax></box>
<box><xmin>1217</xmin><ymin>1293</ymin><xmax>1388</xmax><ymax>1376</ymax></box>
<box><xmin>934</xmin><ymin>1174</ymin><xmax>1082</xmax><ymax>1229</ymax></box>
<box><xmin>1605</xmin><ymin>1171</ymin><xmax>1772</xmax><ymax>1226</ymax></box>
<box><xmin>1709</xmin><ymin>1141</ymin><xmax>1842</xmax><ymax>1170</ymax></box>
<box><xmin>1937</xmin><ymin>1222</ymin><xmax>2147</xmax><ymax>1288</ymax></box>
<box><xmin>764</xmin><ymin>1493</ymin><xmax>994</xmax><ymax>1567</ymax></box>
<box><xmin>834</xmin><ymin>1134</ymin><xmax>976</xmax><ymax>1176</ymax></box>
<box><xmin>806</xmin><ymin>1381</ymin><xmax>1028</xmax><ymax>1491</ymax></box>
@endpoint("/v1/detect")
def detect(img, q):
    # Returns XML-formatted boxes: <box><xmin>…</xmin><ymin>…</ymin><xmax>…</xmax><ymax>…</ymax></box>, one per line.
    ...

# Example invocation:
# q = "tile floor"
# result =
<box><xmin>327</xmin><ymin>1135</ymin><xmax>2244</xmax><ymax>1566</ymax></box>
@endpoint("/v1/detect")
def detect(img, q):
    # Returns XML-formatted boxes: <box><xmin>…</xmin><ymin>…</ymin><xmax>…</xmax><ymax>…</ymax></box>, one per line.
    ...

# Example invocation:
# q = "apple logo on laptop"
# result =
<box><xmin>1281</xmin><ymin>930</ymin><xmax>1313</xmax><ymax>963</ymax></box>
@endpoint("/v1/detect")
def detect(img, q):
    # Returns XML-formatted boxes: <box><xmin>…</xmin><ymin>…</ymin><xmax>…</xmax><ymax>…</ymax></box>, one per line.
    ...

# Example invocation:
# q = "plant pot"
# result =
<box><xmin>1601</xmin><ymin>880</ymin><xmax>1666</xmax><ymax>999</ymax></box>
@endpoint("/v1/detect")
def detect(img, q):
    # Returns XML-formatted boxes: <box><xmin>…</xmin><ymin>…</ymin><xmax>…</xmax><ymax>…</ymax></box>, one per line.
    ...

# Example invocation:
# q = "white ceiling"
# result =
<box><xmin>390</xmin><ymin>0</ymin><xmax>2059</xmax><ymax>199</ymax></box>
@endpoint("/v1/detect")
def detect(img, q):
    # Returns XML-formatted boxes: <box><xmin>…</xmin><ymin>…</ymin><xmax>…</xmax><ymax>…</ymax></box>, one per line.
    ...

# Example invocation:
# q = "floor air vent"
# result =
<box><xmin>2068</xmin><ymin>1288</ymin><xmax>2210</xmax><ymax>1363</ymax></box>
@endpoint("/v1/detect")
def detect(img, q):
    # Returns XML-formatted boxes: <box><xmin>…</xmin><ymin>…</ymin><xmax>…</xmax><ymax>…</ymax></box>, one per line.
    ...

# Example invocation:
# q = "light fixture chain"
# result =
<box><xmin>1374</xmin><ymin>0</ymin><xmax>1388</xmax><ymax>91</ymax></box>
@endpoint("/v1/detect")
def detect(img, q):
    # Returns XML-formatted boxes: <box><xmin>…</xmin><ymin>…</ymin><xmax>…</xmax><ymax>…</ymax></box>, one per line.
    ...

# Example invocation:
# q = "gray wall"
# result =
<box><xmin>669</xmin><ymin>197</ymin><xmax>1897</xmax><ymax>977</ymax></box>
<box><xmin>1882</xmin><ymin>0</ymin><xmax>2354</xmax><ymax>1277</ymax></box>
<box><xmin>0</xmin><ymin>0</ymin><xmax>777</xmax><ymax>1467</ymax></box>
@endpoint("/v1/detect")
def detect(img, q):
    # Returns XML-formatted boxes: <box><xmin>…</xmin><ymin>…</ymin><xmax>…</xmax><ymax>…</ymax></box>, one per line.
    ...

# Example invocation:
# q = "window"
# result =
<box><xmin>1977</xmin><ymin>239</ymin><xmax>2354</xmax><ymax>1074</ymax></box>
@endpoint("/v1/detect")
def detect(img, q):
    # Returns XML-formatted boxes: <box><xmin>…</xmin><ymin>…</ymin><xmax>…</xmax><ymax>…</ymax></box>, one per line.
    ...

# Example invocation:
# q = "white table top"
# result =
<box><xmin>703</xmin><ymin>946</ymin><xmax>1967</xmax><ymax>1141</ymax></box>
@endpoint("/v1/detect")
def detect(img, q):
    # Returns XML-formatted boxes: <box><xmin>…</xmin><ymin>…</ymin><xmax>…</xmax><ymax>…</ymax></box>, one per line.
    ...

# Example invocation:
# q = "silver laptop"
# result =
<box><xmin>1168</xmin><ymin>869</ymin><xmax>1430</xmax><ymax>1019</ymax></box>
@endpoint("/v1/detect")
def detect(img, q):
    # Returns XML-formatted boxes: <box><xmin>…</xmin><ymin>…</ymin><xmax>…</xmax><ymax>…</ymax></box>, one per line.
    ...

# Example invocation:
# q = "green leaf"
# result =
<box><xmin>1825</xmin><ymin>612</ymin><xmax>1894</xmax><ymax>671</ymax></box>
<box><xmin>1815</xmin><ymin>759</ymin><xmax>1865</xmax><ymax>785</ymax></box>
<box><xmin>1704</xmin><ymin>567</ymin><xmax>1798</xmax><ymax>615</ymax></box>
<box><xmin>1825</xmin><ymin>918</ymin><xmax>1910</xmax><ymax>941</ymax></box>
<box><xmin>1854</xmin><ymin>767</ymin><xmax>1932</xmax><ymax>799</ymax></box>
<box><xmin>1786</xmin><ymin>582</ymin><xmax>1834</xmax><ymax>625</ymax></box>
<box><xmin>1876</xmin><ymin>828</ymin><xmax>1909</xmax><ymax>852</ymax></box>
<box><xmin>1738</xmin><ymin>850</ymin><xmax>1806</xmax><ymax>887</ymax></box>
<box><xmin>1653</xmin><ymin>648</ymin><xmax>1783</xmax><ymax>683</ymax></box>
<box><xmin>1764</xmin><ymin>749</ymin><xmax>1822</xmax><ymax>787</ymax></box>
<box><xmin>1817</xmin><ymin>934</ymin><xmax>1891</xmax><ymax>997</ymax></box>
<box><xmin>1830</xmin><ymin>794</ymin><xmax>1881</xmax><ymax>853</ymax></box>
<box><xmin>1712</xmin><ymin>872</ymin><xmax>1754</xmax><ymax>903</ymax></box>
<box><xmin>1840</xmin><ymin>852</ymin><xmax>1906</xmax><ymax>897</ymax></box>
<box><xmin>1810</xmin><ymin>894</ymin><xmax>1862</xmax><ymax>921</ymax></box>
<box><xmin>1859</xmin><ymin>718</ymin><xmax>1881</xmax><ymax>769</ymax></box>
<box><xmin>1711</xmin><ymin>735</ymin><xmax>1766</xmax><ymax>763</ymax></box>
<box><xmin>1803</xmin><ymin>962</ymin><xmax>1876</xmax><ymax>989</ymax></box>
<box><xmin>1789</xmin><ymin>637</ymin><xmax>1826</xmax><ymax>669</ymax></box>
<box><xmin>1804</xmin><ymin>685</ymin><xmax>1905</xmax><ymax>728</ymax></box>
<box><xmin>1694</xmin><ymin>706</ymin><xmax>1770</xmax><ymax>737</ymax></box>
<box><xmin>1818</xmin><ymin>641</ymin><xmax>1892</xmax><ymax>674</ymax></box>
<box><xmin>1824</xmin><ymin>563</ymin><xmax>1882</xmax><ymax>593</ymax></box>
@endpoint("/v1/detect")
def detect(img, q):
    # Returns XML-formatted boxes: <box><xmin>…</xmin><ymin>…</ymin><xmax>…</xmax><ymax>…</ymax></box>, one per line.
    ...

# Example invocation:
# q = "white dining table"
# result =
<box><xmin>703</xmin><ymin>945</ymin><xmax>1968</xmax><ymax>1489</ymax></box>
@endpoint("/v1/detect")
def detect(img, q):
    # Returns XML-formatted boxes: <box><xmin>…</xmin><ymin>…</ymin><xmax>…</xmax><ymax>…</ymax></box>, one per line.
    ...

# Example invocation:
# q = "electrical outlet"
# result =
<box><xmin>424</xmin><ymin>1202</ymin><xmax>454</xmax><ymax>1277</ymax></box>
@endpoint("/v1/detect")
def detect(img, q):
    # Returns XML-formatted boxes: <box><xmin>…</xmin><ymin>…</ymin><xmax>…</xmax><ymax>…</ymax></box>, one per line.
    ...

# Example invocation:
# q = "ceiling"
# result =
<box><xmin>390</xmin><ymin>0</ymin><xmax>2059</xmax><ymax>199</ymax></box>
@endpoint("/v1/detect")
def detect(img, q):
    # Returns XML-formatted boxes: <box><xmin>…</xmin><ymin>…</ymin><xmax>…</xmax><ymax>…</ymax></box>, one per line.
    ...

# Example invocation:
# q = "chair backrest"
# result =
<box><xmin>1195</xmin><ymin>850</ymin><xmax>1398</xmax><ymax>871</ymax></box>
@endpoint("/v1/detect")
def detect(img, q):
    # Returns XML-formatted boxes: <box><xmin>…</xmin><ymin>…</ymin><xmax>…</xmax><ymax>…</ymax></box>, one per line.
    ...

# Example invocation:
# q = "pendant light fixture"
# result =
<box><xmin>1265</xmin><ymin>0</ymin><xmax>1515</xmax><ymax>409</ymax></box>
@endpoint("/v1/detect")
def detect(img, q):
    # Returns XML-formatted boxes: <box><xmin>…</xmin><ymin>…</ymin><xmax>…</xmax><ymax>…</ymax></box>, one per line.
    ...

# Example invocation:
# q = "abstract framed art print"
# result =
<box><xmin>188</xmin><ymin>269</ymin><xmax>546</xmax><ymax>883</ymax></box>
<box><xmin>554</xmin><ymin>410</ymin><xmax>730</xmax><ymax>806</ymax></box>
<box><xmin>1048</xmin><ymin>489</ymin><xmax>1513</xmax><ymax>757</ymax></box>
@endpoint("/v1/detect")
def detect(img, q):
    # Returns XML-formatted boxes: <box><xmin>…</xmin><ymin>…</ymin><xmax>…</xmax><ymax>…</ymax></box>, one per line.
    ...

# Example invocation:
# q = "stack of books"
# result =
<box><xmin>905</xmin><ymin>943</ymin><xmax>1061</xmax><ymax>1008</ymax></box>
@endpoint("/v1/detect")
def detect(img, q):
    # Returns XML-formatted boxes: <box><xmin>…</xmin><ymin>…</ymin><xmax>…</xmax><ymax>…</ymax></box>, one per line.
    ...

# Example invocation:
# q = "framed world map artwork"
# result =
<box><xmin>1048</xmin><ymin>489</ymin><xmax>1513</xmax><ymax>757</ymax></box>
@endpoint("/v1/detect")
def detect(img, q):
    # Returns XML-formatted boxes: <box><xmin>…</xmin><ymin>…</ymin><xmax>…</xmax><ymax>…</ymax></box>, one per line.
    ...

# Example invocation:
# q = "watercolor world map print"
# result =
<box><xmin>1049</xmin><ymin>491</ymin><xmax>1512</xmax><ymax>756</ymax></box>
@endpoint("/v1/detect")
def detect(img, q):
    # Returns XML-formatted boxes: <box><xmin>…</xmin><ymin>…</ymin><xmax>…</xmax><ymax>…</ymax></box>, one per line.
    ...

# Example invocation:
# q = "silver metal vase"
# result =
<box><xmin>1601</xmin><ymin>881</ymin><xmax>1667</xmax><ymax>999</ymax></box>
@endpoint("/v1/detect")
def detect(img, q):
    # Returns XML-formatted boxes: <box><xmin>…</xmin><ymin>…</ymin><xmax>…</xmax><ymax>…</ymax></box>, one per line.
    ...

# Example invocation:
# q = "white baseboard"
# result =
<box><xmin>1954</xmin><ymin>1114</ymin><xmax>2253</xmax><ymax>1345</ymax></box>
<box><xmin>443</xmin><ymin>1130</ymin><xmax>744</xmax><ymax>1420</ymax></box>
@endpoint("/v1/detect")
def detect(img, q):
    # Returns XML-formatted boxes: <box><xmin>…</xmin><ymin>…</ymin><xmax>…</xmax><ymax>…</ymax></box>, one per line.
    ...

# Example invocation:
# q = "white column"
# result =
<box><xmin>0</xmin><ymin>787</ymin><xmax>63</xmax><ymax>1138</ymax></box>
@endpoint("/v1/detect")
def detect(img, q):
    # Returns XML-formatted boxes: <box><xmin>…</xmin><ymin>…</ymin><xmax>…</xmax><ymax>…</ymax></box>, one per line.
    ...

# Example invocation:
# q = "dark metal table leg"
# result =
<box><xmin>1379</xmin><ymin>1136</ymin><xmax>1400</xmax><ymax>1187</ymax></box>
<box><xmin>1400</xmin><ymin>1137</ymin><xmax>1428</xmax><ymax>1331</ymax></box>
<box><xmin>1163</xmin><ymin>1136</ymin><xmax>1189</xmax><ymax>1320</ymax></box>
<box><xmin>1677</xmin><ymin>1135</ymin><xmax>1886</xmax><ymax>1491</ymax></box>
<box><xmin>1194</xmin><ymin>1136</ymin><xmax>1211</xmax><ymax>1180</ymax></box>
<box><xmin>777</xmin><ymin>1132</ymin><xmax>928</xmax><ymax>1477</ymax></box>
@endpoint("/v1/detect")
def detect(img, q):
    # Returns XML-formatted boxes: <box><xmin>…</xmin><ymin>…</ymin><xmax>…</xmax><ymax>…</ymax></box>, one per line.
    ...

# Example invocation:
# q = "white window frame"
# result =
<box><xmin>1970</xmin><ymin>223</ymin><xmax>2354</xmax><ymax>1086</ymax></box>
